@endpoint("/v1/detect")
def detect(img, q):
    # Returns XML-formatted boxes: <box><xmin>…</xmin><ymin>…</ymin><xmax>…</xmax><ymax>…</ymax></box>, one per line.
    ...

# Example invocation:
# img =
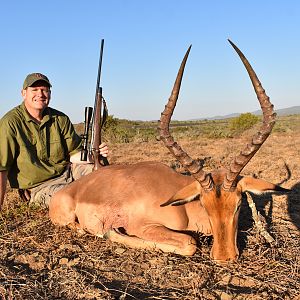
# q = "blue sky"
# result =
<box><xmin>0</xmin><ymin>1</ymin><xmax>299</xmax><ymax>123</ymax></box>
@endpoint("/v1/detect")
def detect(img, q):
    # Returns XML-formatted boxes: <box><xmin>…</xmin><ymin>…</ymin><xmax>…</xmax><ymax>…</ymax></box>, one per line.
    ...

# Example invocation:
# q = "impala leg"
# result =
<box><xmin>105</xmin><ymin>226</ymin><xmax>197</xmax><ymax>256</ymax></box>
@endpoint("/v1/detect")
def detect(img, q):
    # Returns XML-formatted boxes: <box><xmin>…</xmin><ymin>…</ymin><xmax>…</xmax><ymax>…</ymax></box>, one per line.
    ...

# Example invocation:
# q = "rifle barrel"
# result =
<box><xmin>96</xmin><ymin>39</ymin><xmax>104</xmax><ymax>92</ymax></box>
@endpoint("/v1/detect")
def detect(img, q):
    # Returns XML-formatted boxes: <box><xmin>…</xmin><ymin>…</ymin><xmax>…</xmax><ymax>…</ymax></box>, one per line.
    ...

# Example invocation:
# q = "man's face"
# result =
<box><xmin>21</xmin><ymin>80</ymin><xmax>51</xmax><ymax>112</ymax></box>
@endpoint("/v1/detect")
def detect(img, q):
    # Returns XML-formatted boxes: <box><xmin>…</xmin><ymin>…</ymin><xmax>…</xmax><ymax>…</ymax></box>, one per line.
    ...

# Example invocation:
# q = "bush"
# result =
<box><xmin>103</xmin><ymin>115</ymin><xmax>132</xmax><ymax>143</ymax></box>
<box><xmin>102</xmin><ymin>115</ymin><xmax>157</xmax><ymax>143</ymax></box>
<box><xmin>229</xmin><ymin>113</ymin><xmax>260</xmax><ymax>134</ymax></box>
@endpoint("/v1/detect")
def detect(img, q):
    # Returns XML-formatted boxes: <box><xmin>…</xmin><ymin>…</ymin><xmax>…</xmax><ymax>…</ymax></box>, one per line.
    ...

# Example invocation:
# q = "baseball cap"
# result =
<box><xmin>23</xmin><ymin>73</ymin><xmax>52</xmax><ymax>89</ymax></box>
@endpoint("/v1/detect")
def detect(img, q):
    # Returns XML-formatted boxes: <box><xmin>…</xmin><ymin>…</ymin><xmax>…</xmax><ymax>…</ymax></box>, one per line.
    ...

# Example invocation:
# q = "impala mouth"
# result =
<box><xmin>212</xmin><ymin>255</ymin><xmax>239</xmax><ymax>265</ymax></box>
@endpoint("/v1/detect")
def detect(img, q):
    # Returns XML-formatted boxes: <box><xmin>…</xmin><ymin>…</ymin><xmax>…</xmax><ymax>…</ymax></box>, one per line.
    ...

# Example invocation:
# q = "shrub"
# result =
<box><xmin>103</xmin><ymin>115</ymin><xmax>132</xmax><ymax>143</ymax></box>
<box><xmin>229</xmin><ymin>113</ymin><xmax>260</xmax><ymax>133</ymax></box>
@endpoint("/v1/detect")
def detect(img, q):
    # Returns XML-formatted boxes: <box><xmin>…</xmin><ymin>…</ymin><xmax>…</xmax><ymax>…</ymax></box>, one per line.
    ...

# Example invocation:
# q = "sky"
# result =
<box><xmin>0</xmin><ymin>1</ymin><xmax>299</xmax><ymax>123</ymax></box>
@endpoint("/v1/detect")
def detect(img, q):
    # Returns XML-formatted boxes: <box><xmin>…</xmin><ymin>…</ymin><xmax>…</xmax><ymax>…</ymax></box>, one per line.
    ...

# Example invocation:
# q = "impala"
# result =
<box><xmin>49</xmin><ymin>40</ymin><xmax>288</xmax><ymax>262</ymax></box>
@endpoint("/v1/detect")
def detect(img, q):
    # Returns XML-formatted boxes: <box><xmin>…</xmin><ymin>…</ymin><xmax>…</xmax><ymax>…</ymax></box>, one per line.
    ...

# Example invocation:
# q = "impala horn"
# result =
<box><xmin>223</xmin><ymin>40</ymin><xmax>276</xmax><ymax>191</ymax></box>
<box><xmin>159</xmin><ymin>45</ymin><xmax>213</xmax><ymax>191</ymax></box>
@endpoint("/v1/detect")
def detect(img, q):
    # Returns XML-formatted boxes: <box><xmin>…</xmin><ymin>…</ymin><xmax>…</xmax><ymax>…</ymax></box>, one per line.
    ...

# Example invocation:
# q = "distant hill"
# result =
<box><xmin>199</xmin><ymin>106</ymin><xmax>300</xmax><ymax>120</ymax></box>
<box><xmin>253</xmin><ymin>106</ymin><xmax>300</xmax><ymax>116</ymax></box>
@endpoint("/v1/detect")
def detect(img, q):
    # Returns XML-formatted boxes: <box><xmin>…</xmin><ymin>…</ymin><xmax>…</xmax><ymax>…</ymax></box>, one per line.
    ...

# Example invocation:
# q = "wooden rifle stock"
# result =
<box><xmin>92</xmin><ymin>88</ymin><xmax>103</xmax><ymax>170</ymax></box>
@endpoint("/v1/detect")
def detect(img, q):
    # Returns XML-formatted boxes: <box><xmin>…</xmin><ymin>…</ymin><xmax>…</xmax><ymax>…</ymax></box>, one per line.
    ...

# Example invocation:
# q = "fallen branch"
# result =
<box><xmin>245</xmin><ymin>192</ymin><xmax>275</xmax><ymax>244</ymax></box>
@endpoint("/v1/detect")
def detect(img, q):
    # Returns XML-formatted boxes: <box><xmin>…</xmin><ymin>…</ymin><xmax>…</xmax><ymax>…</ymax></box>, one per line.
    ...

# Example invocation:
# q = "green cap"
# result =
<box><xmin>23</xmin><ymin>73</ymin><xmax>52</xmax><ymax>89</ymax></box>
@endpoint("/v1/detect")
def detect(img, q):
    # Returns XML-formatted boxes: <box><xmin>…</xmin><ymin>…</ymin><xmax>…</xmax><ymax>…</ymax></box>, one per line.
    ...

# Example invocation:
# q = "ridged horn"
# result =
<box><xmin>159</xmin><ymin>45</ymin><xmax>213</xmax><ymax>191</ymax></box>
<box><xmin>223</xmin><ymin>40</ymin><xmax>276</xmax><ymax>191</ymax></box>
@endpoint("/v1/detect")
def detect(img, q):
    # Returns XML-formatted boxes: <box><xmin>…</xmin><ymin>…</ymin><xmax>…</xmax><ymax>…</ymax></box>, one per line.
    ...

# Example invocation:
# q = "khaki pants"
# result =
<box><xmin>26</xmin><ymin>163</ymin><xmax>93</xmax><ymax>208</ymax></box>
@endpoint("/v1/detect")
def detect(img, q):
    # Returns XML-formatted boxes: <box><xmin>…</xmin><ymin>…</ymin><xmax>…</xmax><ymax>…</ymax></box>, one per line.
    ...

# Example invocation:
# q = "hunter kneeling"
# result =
<box><xmin>0</xmin><ymin>73</ymin><xmax>109</xmax><ymax>210</ymax></box>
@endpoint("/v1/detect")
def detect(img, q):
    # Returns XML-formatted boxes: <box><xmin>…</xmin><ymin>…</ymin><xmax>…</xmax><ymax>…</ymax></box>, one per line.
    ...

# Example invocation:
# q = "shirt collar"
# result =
<box><xmin>20</xmin><ymin>102</ymin><xmax>51</xmax><ymax>124</ymax></box>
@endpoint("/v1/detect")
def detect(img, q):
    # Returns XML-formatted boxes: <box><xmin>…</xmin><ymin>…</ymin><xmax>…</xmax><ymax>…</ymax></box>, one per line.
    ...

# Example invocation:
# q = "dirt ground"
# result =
<box><xmin>0</xmin><ymin>129</ymin><xmax>299</xmax><ymax>299</ymax></box>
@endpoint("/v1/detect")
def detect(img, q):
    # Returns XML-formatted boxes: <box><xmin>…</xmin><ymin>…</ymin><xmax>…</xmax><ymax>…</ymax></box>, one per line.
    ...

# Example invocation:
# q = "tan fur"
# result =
<box><xmin>49</xmin><ymin>162</ymin><xmax>281</xmax><ymax>262</ymax></box>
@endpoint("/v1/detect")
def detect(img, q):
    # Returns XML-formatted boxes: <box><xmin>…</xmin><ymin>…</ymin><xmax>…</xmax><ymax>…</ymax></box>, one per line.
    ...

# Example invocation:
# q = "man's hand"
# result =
<box><xmin>99</xmin><ymin>142</ymin><xmax>109</xmax><ymax>157</ymax></box>
<box><xmin>70</xmin><ymin>143</ymin><xmax>109</xmax><ymax>164</ymax></box>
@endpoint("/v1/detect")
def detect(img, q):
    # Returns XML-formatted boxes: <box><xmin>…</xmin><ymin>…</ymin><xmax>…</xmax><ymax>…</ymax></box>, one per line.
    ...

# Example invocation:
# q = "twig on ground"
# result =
<box><xmin>246</xmin><ymin>192</ymin><xmax>275</xmax><ymax>244</ymax></box>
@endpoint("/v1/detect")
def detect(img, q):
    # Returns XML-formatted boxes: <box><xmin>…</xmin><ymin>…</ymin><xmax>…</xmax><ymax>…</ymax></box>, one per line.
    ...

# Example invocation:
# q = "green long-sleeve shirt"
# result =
<box><xmin>0</xmin><ymin>102</ymin><xmax>82</xmax><ymax>189</ymax></box>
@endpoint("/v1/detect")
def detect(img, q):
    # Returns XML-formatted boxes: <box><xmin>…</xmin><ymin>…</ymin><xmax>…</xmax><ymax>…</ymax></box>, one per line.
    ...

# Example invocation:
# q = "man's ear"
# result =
<box><xmin>238</xmin><ymin>177</ymin><xmax>290</xmax><ymax>194</ymax></box>
<box><xmin>21</xmin><ymin>89</ymin><xmax>26</xmax><ymax>100</ymax></box>
<box><xmin>160</xmin><ymin>181</ymin><xmax>201</xmax><ymax>207</ymax></box>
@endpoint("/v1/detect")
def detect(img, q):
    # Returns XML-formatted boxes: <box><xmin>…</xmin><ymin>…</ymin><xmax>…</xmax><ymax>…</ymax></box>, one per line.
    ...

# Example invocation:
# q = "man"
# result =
<box><xmin>0</xmin><ymin>73</ymin><xmax>109</xmax><ymax>210</ymax></box>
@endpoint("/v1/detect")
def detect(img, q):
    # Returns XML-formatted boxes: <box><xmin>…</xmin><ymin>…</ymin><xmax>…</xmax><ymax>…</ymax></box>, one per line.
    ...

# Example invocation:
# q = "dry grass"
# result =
<box><xmin>0</xmin><ymin>118</ymin><xmax>299</xmax><ymax>299</ymax></box>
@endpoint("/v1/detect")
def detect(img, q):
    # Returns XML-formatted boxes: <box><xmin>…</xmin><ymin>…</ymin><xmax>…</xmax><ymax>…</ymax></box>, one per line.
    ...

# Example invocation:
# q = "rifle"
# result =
<box><xmin>80</xmin><ymin>39</ymin><xmax>109</xmax><ymax>170</ymax></box>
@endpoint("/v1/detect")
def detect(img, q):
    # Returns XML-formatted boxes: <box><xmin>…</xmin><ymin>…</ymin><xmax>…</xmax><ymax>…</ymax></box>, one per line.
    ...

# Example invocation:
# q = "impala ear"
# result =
<box><xmin>239</xmin><ymin>177</ymin><xmax>290</xmax><ymax>194</ymax></box>
<box><xmin>160</xmin><ymin>181</ymin><xmax>201</xmax><ymax>207</ymax></box>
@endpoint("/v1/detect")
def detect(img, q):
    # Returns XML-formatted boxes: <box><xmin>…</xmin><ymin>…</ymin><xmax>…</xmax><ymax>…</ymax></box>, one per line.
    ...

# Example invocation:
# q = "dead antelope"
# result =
<box><xmin>49</xmin><ymin>40</ymin><xmax>288</xmax><ymax>262</ymax></box>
